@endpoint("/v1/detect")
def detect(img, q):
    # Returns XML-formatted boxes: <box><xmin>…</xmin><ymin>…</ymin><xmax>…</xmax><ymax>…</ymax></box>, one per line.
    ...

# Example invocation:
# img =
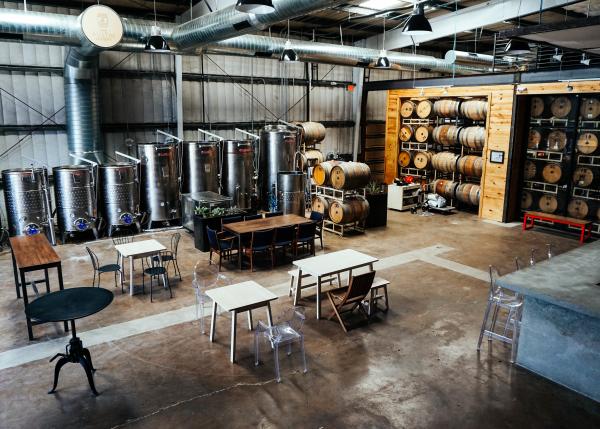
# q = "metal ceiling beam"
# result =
<box><xmin>499</xmin><ymin>15</ymin><xmax>600</xmax><ymax>38</ymax></box>
<box><xmin>363</xmin><ymin>0</ymin><xmax>580</xmax><ymax>50</ymax></box>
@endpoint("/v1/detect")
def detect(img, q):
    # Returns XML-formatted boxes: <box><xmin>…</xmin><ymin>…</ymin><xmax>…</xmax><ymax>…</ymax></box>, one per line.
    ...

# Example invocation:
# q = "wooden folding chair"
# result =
<box><xmin>326</xmin><ymin>271</ymin><xmax>376</xmax><ymax>333</ymax></box>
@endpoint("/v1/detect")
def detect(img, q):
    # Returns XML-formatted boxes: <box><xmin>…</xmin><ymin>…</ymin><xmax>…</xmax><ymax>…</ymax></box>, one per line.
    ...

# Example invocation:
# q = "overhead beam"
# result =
<box><xmin>499</xmin><ymin>15</ymin><xmax>600</xmax><ymax>38</ymax></box>
<box><xmin>363</xmin><ymin>0</ymin><xmax>579</xmax><ymax>50</ymax></box>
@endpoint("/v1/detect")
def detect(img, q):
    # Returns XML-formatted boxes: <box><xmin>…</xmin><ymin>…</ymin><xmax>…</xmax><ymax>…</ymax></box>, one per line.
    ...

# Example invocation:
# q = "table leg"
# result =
<box><xmin>230</xmin><ymin>310</ymin><xmax>237</xmax><ymax>363</ymax></box>
<box><xmin>11</xmin><ymin>250</ymin><xmax>20</xmax><ymax>299</ymax></box>
<box><xmin>209</xmin><ymin>301</ymin><xmax>218</xmax><ymax>342</ymax></box>
<box><xmin>266</xmin><ymin>302</ymin><xmax>273</xmax><ymax>326</ymax></box>
<box><xmin>158</xmin><ymin>252</ymin><xmax>167</xmax><ymax>289</ymax></box>
<box><xmin>247</xmin><ymin>310</ymin><xmax>253</xmax><ymax>330</ymax></box>
<box><xmin>44</xmin><ymin>269</ymin><xmax>50</xmax><ymax>294</ymax></box>
<box><xmin>56</xmin><ymin>264</ymin><xmax>68</xmax><ymax>333</ymax></box>
<box><xmin>522</xmin><ymin>215</ymin><xmax>528</xmax><ymax>231</ymax></box>
<box><xmin>316</xmin><ymin>276</ymin><xmax>322</xmax><ymax>320</ymax></box>
<box><xmin>129</xmin><ymin>256</ymin><xmax>134</xmax><ymax>296</ymax></box>
<box><xmin>238</xmin><ymin>235</ymin><xmax>242</xmax><ymax>271</ymax></box>
<box><xmin>294</xmin><ymin>269</ymin><xmax>303</xmax><ymax>306</ymax></box>
<box><xmin>119</xmin><ymin>254</ymin><xmax>124</xmax><ymax>286</ymax></box>
<box><xmin>20</xmin><ymin>270</ymin><xmax>33</xmax><ymax>341</ymax></box>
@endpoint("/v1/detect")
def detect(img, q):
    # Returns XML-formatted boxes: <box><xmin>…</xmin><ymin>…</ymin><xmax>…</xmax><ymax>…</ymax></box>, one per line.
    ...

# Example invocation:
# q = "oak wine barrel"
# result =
<box><xmin>547</xmin><ymin>130</ymin><xmax>568</xmax><ymax>152</ymax></box>
<box><xmin>432</xmin><ymin>125</ymin><xmax>461</xmax><ymax>146</ymax></box>
<box><xmin>530</xmin><ymin>96</ymin><xmax>545</xmax><ymax>118</ymax></box>
<box><xmin>433</xmin><ymin>179</ymin><xmax>458</xmax><ymax>200</ymax></box>
<box><xmin>296</xmin><ymin>122</ymin><xmax>326</xmax><ymax>144</ymax></box>
<box><xmin>572</xmin><ymin>167</ymin><xmax>594</xmax><ymax>188</ymax></box>
<box><xmin>413</xmin><ymin>151</ymin><xmax>434</xmax><ymax>170</ymax></box>
<box><xmin>328</xmin><ymin>197</ymin><xmax>370</xmax><ymax>224</ymax></box>
<box><xmin>398</xmin><ymin>150</ymin><xmax>413</xmax><ymax>168</ymax></box>
<box><xmin>550</xmin><ymin>96</ymin><xmax>572</xmax><ymax>118</ymax></box>
<box><xmin>457</xmin><ymin>155</ymin><xmax>483</xmax><ymax>178</ymax></box>
<box><xmin>400</xmin><ymin>100</ymin><xmax>416</xmax><ymax>118</ymax></box>
<box><xmin>577</xmin><ymin>132</ymin><xmax>598</xmax><ymax>155</ymax></box>
<box><xmin>399</xmin><ymin>124</ymin><xmax>413</xmax><ymax>142</ymax></box>
<box><xmin>311</xmin><ymin>195</ymin><xmax>330</xmax><ymax>219</ymax></box>
<box><xmin>528</xmin><ymin>128</ymin><xmax>544</xmax><ymax>149</ymax></box>
<box><xmin>459</xmin><ymin>126</ymin><xmax>486</xmax><ymax>150</ymax></box>
<box><xmin>542</xmin><ymin>163</ymin><xmax>562</xmax><ymax>184</ymax></box>
<box><xmin>455</xmin><ymin>183</ymin><xmax>481</xmax><ymax>206</ymax></box>
<box><xmin>567</xmin><ymin>199</ymin><xmax>589</xmax><ymax>220</ymax></box>
<box><xmin>521</xmin><ymin>191</ymin><xmax>534</xmax><ymax>210</ymax></box>
<box><xmin>580</xmin><ymin>98</ymin><xmax>600</xmax><ymax>120</ymax></box>
<box><xmin>431</xmin><ymin>152</ymin><xmax>459</xmax><ymax>173</ymax></box>
<box><xmin>459</xmin><ymin>99</ymin><xmax>488</xmax><ymax>121</ymax></box>
<box><xmin>416</xmin><ymin>100</ymin><xmax>434</xmax><ymax>118</ymax></box>
<box><xmin>524</xmin><ymin>160</ymin><xmax>537</xmax><ymax>180</ymax></box>
<box><xmin>312</xmin><ymin>160</ymin><xmax>340</xmax><ymax>186</ymax></box>
<box><xmin>414</xmin><ymin>125</ymin><xmax>433</xmax><ymax>142</ymax></box>
<box><xmin>433</xmin><ymin>99</ymin><xmax>461</xmax><ymax>117</ymax></box>
<box><xmin>330</xmin><ymin>162</ymin><xmax>371</xmax><ymax>190</ymax></box>
<box><xmin>539</xmin><ymin>194</ymin><xmax>558</xmax><ymax>214</ymax></box>
<box><xmin>297</xmin><ymin>149</ymin><xmax>324</xmax><ymax>171</ymax></box>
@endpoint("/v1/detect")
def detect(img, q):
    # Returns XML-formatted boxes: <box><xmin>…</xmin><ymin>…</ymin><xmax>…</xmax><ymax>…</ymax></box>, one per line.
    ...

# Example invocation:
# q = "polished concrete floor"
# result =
<box><xmin>0</xmin><ymin>210</ymin><xmax>599</xmax><ymax>428</ymax></box>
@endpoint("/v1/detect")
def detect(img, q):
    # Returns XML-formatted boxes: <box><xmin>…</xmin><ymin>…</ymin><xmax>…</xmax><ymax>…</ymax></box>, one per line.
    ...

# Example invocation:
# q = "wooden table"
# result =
<box><xmin>293</xmin><ymin>249</ymin><xmax>378</xmax><ymax>319</ymax></box>
<box><xmin>223</xmin><ymin>214</ymin><xmax>313</xmax><ymax>269</ymax></box>
<box><xmin>206</xmin><ymin>280</ymin><xmax>277</xmax><ymax>363</ymax></box>
<box><xmin>9</xmin><ymin>234</ymin><xmax>67</xmax><ymax>340</ymax></box>
<box><xmin>114</xmin><ymin>239</ymin><xmax>167</xmax><ymax>296</ymax></box>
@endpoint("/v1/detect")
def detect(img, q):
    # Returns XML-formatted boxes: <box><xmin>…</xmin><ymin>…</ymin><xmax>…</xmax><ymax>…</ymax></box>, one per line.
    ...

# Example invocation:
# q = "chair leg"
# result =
<box><xmin>92</xmin><ymin>271</ymin><xmax>96</xmax><ymax>288</ymax></box>
<box><xmin>300</xmin><ymin>335</ymin><xmax>308</xmax><ymax>374</ymax></box>
<box><xmin>150</xmin><ymin>275</ymin><xmax>153</xmax><ymax>303</ymax></box>
<box><xmin>489</xmin><ymin>304</ymin><xmax>500</xmax><ymax>341</ymax></box>
<box><xmin>250</xmin><ymin>251</ymin><xmax>254</xmax><ymax>272</ymax></box>
<box><xmin>274</xmin><ymin>344</ymin><xmax>281</xmax><ymax>383</ymax></box>
<box><xmin>166</xmin><ymin>273</ymin><xmax>172</xmax><ymax>299</ymax></box>
<box><xmin>219</xmin><ymin>252</ymin><xmax>223</xmax><ymax>272</ymax></box>
<box><xmin>209</xmin><ymin>250</ymin><xmax>213</xmax><ymax>265</ymax></box>
<box><xmin>120</xmin><ymin>270</ymin><xmax>125</xmax><ymax>294</ymax></box>
<box><xmin>97</xmin><ymin>273</ymin><xmax>102</xmax><ymax>289</ymax></box>
<box><xmin>270</xmin><ymin>248</ymin><xmax>274</xmax><ymax>269</ymax></box>
<box><xmin>319</xmin><ymin>232</ymin><xmax>323</xmax><ymax>250</ymax></box>
<box><xmin>477</xmin><ymin>300</ymin><xmax>493</xmax><ymax>350</ymax></box>
<box><xmin>327</xmin><ymin>292</ymin><xmax>348</xmax><ymax>333</ymax></box>
<box><xmin>174</xmin><ymin>258</ymin><xmax>182</xmax><ymax>280</ymax></box>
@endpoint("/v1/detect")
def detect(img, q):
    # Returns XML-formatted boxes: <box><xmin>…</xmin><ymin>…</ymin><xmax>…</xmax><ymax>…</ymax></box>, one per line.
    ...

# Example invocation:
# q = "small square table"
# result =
<box><xmin>293</xmin><ymin>249</ymin><xmax>378</xmax><ymax>319</ymax></box>
<box><xmin>206</xmin><ymin>280</ymin><xmax>278</xmax><ymax>363</ymax></box>
<box><xmin>114</xmin><ymin>239</ymin><xmax>167</xmax><ymax>296</ymax></box>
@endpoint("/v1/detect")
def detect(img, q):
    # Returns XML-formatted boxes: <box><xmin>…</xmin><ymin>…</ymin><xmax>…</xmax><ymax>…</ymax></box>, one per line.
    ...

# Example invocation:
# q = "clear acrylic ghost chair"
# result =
<box><xmin>514</xmin><ymin>247</ymin><xmax>538</xmax><ymax>271</ymax></box>
<box><xmin>254</xmin><ymin>306</ymin><xmax>308</xmax><ymax>383</ymax></box>
<box><xmin>192</xmin><ymin>262</ymin><xmax>229</xmax><ymax>334</ymax></box>
<box><xmin>546</xmin><ymin>244</ymin><xmax>553</xmax><ymax>259</ymax></box>
<box><xmin>477</xmin><ymin>266</ymin><xmax>524</xmax><ymax>363</ymax></box>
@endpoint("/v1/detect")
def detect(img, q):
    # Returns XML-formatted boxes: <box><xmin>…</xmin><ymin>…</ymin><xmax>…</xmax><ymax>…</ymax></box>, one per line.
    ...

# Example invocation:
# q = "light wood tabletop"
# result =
<box><xmin>10</xmin><ymin>235</ymin><xmax>60</xmax><ymax>269</ymax></box>
<box><xmin>223</xmin><ymin>214</ymin><xmax>312</xmax><ymax>235</ymax></box>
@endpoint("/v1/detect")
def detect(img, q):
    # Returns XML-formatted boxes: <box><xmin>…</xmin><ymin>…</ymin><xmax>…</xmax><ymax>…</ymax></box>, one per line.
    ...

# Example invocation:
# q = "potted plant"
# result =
<box><xmin>193</xmin><ymin>206</ymin><xmax>245</xmax><ymax>252</ymax></box>
<box><xmin>364</xmin><ymin>181</ymin><xmax>388</xmax><ymax>228</ymax></box>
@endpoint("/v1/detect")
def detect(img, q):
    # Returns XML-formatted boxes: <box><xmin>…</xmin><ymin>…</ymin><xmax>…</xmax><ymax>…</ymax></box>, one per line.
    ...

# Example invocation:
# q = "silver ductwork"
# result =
<box><xmin>445</xmin><ymin>50</ymin><xmax>514</xmax><ymax>69</ymax></box>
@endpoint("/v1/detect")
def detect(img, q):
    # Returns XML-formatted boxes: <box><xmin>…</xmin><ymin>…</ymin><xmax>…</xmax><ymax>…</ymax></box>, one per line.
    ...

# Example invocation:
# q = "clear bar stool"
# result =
<box><xmin>254</xmin><ymin>306</ymin><xmax>308</xmax><ymax>382</ymax></box>
<box><xmin>477</xmin><ymin>266</ymin><xmax>524</xmax><ymax>363</ymax></box>
<box><xmin>192</xmin><ymin>262</ymin><xmax>229</xmax><ymax>334</ymax></box>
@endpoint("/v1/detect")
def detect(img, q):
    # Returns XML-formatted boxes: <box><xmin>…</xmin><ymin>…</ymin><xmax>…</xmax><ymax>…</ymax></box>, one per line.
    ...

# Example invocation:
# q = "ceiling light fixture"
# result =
<box><xmin>145</xmin><ymin>0</ymin><xmax>170</xmax><ymax>52</ymax></box>
<box><xmin>375</xmin><ymin>16</ymin><xmax>391</xmax><ymax>68</ymax></box>
<box><xmin>504</xmin><ymin>39</ymin><xmax>530</xmax><ymax>55</ymax></box>
<box><xmin>552</xmin><ymin>48</ymin><xmax>563</xmax><ymax>62</ymax></box>
<box><xmin>402</xmin><ymin>2</ymin><xmax>432</xmax><ymax>36</ymax></box>
<box><xmin>235</xmin><ymin>0</ymin><xmax>275</xmax><ymax>14</ymax></box>
<box><xmin>280</xmin><ymin>21</ymin><xmax>298</xmax><ymax>62</ymax></box>
<box><xmin>581</xmin><ymin>54</ymin><xmax>591</xmax><ymax>66</ymax></box>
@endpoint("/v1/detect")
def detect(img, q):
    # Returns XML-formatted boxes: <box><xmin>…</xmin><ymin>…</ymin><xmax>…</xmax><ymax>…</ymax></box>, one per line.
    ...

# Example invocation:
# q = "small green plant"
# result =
<box><xmin>366</xmin><ymin>181</ymin><xmax>385</xmax><ymax>194</ymax></box>
<box><xmin>194</xmin><ymin>206</ymin><xmax>230</xmax><ymax>218</ymax></box>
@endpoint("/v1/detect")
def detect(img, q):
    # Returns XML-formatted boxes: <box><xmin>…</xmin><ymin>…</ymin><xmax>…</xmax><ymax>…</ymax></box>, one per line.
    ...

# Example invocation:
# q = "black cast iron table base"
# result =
<box><xmin>48</xmin><ymin>320</ymin><xmax>98</xmax><ymax>396</ymax></box>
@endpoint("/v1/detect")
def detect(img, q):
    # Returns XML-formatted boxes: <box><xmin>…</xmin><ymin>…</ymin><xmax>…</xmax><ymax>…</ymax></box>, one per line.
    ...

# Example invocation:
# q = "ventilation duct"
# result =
<box><xmin>445</xmin><ymin>50</ymin><xmax>514</xmax><ymax>70</ymax></box>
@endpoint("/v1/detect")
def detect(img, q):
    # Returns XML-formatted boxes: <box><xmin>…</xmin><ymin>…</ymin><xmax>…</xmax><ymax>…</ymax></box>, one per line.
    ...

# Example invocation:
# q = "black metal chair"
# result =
<box><xmin>222</xmin><ymin>215</ymin><xmax>243</xmax><ymax>239</ymax></box>
<box><xmin>243</xmin><ymin>229</ymin><xmax>275</xmax><ymax>272</ymax></box>
<box><xmin>265</xmin><ymin>211</ymin><xmax>283</xmax><ymax>218</ymax></box>
<box><xmin>143</xmin><ymin>255</ymin><xmax>172</xmax><ymax>303</ymax></box>
<box><xmin>244</xmin><ymin>214</ymin><xmax>263</xmax><ymax>221</ymax></box>
<box><xmin>152</xmin><ymin>232</ymin><xmax>182</xmax><ymax>280</ymax></box>
<box><xmin>295</xmin><ymin>222</ymin><xmax>317</xmax><ymax>257</ymax></box>
<box><xmin>86</xmin><ymin>246</ymin><xmax>124</xmax><ymax>292</ymax></box>
<box><xmin>207</xmin><ymin>227</ymin><xmax>238</xmax><ymax>271</ymax></box>
<box><xmin>310</xmin><ymin>211</ymin><xmax>324</xmax><ymax>249</ymax></box>
<box><xmin>112</xmin><ymin>231</ymin><xmax>134</xmax><ymax>266</ymax></box>
<box><xmin>274</xmin><ymin>225</ymin><xmax>296</xmax><ymax>262</ymax></box>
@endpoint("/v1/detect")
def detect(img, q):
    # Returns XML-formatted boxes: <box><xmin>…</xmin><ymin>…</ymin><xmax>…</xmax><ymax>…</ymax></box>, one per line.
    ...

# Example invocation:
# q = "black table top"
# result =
<box><xmin>26</xmin><ymin>287</ymin><xmax>113</xmax><ymax>323</ymax></box>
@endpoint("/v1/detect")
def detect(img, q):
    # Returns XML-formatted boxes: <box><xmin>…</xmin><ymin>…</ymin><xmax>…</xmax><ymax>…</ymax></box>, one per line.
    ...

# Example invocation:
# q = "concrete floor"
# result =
<box><xmin>0</xmin><ymin>210</ymin><xmax>599</xmax><ymax>428</ymax></box>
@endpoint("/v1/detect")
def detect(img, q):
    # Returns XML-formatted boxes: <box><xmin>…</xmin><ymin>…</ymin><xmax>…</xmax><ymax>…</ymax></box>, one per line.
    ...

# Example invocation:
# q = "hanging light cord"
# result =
<box><xmin>153</xmin><ymin>0</ymin><xmax>157</xmax><ymax>26</ymax></box>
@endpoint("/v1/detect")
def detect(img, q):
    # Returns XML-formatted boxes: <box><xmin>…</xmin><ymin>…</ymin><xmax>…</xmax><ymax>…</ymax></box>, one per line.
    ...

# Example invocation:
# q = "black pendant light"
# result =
<box><xmin>504</xmin><ymin>39</ymin><xmax>530</xmax><ymax>55</ymax></box>
<box><xmin>375</xmin><ymin>17</ymin><xmax>391</xmax><ymax>69</ymax></box>
<box><xmin>280</xmin><ymin>21</ymin><xmax>298</xmax><ymax>62</ymax></box>
<box><xmin>145</xmin><ymin>0</ymin><xmax>170</xmax><ymax>53</ymax></box>
<box><xmin>402</xmin><ymin>3</ymin><xmax>432</xmax><ymax>36</ymax></box>
<box><xmin>235</xmin><ymin>0</ymin><xmax>275</xmax><ymax>14</ymax></box>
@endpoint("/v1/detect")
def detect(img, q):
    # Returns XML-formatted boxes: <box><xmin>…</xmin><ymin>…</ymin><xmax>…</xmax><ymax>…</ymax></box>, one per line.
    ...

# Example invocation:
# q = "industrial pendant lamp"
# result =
<box><xmin>145</xmin><ymin>0</ymin><xmax>170</xmax><ymax>52</ymax></box>
<box><xmin>280</xmin><ymin>21</ymin><xmax>298</xmax><ymax>62</ymax></box>
<box><xmin>402</xmin><ymin>2</ymin><xmax>432</xmax><ymax>35</ymax></box>
<box><xmin>235</xmin><ymin>0</ymin><xmax>275</xmax><ymax>14</ymax></box>
<box><xmin>504</xmin><ymin>39</ymin><xmax>530</xmax><ymax>55</ymax></box>
<box><xmin>375</xmin><ymin>17</ymin><xmax>391</xmax><ymax>68</ymax></box>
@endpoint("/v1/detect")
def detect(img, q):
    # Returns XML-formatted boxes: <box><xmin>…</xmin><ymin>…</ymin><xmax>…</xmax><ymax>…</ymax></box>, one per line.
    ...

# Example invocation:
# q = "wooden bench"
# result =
<box><xmin>523</xmin><ymin>211</ymin><xmax>592</xmax><ymax>244</ymax></box>
<box><xmin>288</xmin><ymin>270</ymin><xmax>342</xmax><ymax>298</ymax></box>
<box><xmin>365</xmin><ymin>277</ymin><xmax>390</xmax><ymax>316</ymax></box>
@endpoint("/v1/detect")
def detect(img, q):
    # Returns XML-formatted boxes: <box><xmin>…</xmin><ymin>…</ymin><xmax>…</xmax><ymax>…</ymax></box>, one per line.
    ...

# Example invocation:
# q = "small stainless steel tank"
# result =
<box><xmin>259</xmin><ymin>125</ymin><xmax>297</xmax><ymax>210</ymax></box>
<box><xmin>2</xmin><ymin>167</ymin><xmax>53</xmax><ymax>237</ymax></box>
<box><xmin>181</xmin><ymin>141</ymin><xmax>220</xmax><ymax>194</ymax></box>
<box><xmin>98</xmin><ymin>163</ymin><xmax>140</xmax><ymax>236</ymax></box>
<box><xmin>137</xmin><ymin>143</ymin><xmax>181</xmax><ymax>226</ymax></box>
<box><xmin>221</xmin><ymin>140</ymin><xmax>255</xmax><ymax>209</ymax></box>
<box><xmin>277</xmin><ymin>171</ymin><xmax>306</xmax><ymax>216</ymax></box>
<box><xmin>52</xmin><ymin>165</ymin><xmax>98</xmax><ymax>241</ymax></box>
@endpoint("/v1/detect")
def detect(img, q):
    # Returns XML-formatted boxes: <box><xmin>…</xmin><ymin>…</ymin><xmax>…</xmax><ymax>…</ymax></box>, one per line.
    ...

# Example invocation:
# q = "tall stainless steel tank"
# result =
<box><xmin>137</xmin><ymin>143</ymin><xmax>181</xmax><ymax>225</ymax></box>
<box><xmin>98</xmin><ymin>163</ymin><xmax>140</xmax><ymax>236</ymax></box>
<box><xmin>277</xmin><ymin>171</ymin><xmax>306</xmax><ymax>216</ymax></box>
<box><xmin>2</xmin><ymin>167</ymin><xmax>53</xmax><ymax>237</ymax></box>
<box><xmin>221</xmin><ymin>140</ymin><xmax>255</xmax><ymax>209</ymax></box>
<box><xmin>258</xmin><ymin>125</ymin><xmax>297</xmax><ymax>210</ymax></box>
<box><xmin>181</xmin><ymin>141</ymin><xmax>220</xmax><ymax>194</ymax></box>
<box><xmin>53</xmin><ymin>165</ymin><xmax>98</xmax><ymax>240</ymax></box>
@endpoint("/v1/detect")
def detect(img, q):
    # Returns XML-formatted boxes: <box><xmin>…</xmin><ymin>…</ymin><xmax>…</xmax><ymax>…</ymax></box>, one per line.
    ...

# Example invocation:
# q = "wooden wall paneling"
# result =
<box><xmin>384</xmin><ymin>93</ymin><xmax>400</xmax><ymax>183</ymax></box>
<box><xmin>515</xmin><ymin>81</ymin><xmax>600</xmax><ymax>95</ymax></box>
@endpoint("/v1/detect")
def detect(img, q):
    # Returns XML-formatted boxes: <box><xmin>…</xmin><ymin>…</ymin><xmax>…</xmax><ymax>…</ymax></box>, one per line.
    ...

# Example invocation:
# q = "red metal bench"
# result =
<box><xmin>523</xmin><ymin>211</ymin><xmax>592</xmax><ymax>244</ymax></box>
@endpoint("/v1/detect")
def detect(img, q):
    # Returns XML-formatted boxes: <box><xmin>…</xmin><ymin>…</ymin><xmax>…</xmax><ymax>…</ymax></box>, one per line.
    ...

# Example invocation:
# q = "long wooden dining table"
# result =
<box><xmin>222</xmin><ymin>214</ymin><xmax>313</xmax><ymax>270</ymax></box>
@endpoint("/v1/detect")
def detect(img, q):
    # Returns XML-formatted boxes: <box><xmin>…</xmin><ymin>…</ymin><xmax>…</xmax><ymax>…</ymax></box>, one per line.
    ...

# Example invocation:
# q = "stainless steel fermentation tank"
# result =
<box><xmin>52</xmin><ymin>165</ymin><xmax>98</xmax><ymax>242</ymax></box>
<box><xmin>137</xmin><ymin>143</ymin><xmax>181</xmax><ymax>227</ymax></box>
<box><xmin>258</xmin><ymin>125</ymin><xmax>298</xmax><ymax>210</ymax></box>
<box><xmin>277</xmin><ymin>172</ymin><xmax>306</xmax><ymax>216</ymax></box>
<box><xmin>221</xmin><ymin>140</ymin><xmax>255</xmax><ymax>210</ymax></box>
<box><xmin>2</xmin><ymin>167</ymin><xmax>55</xmax><ymax>240</ymax></box>
<box><xmin>98</xmin><ymin>163</ymin><xmax>141</xmax><ymax>236</ymax></box>
<box><xmin>181</xmin><ymin>141</ymin><xmax>219</xmax><ymax>194</ymax></box>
